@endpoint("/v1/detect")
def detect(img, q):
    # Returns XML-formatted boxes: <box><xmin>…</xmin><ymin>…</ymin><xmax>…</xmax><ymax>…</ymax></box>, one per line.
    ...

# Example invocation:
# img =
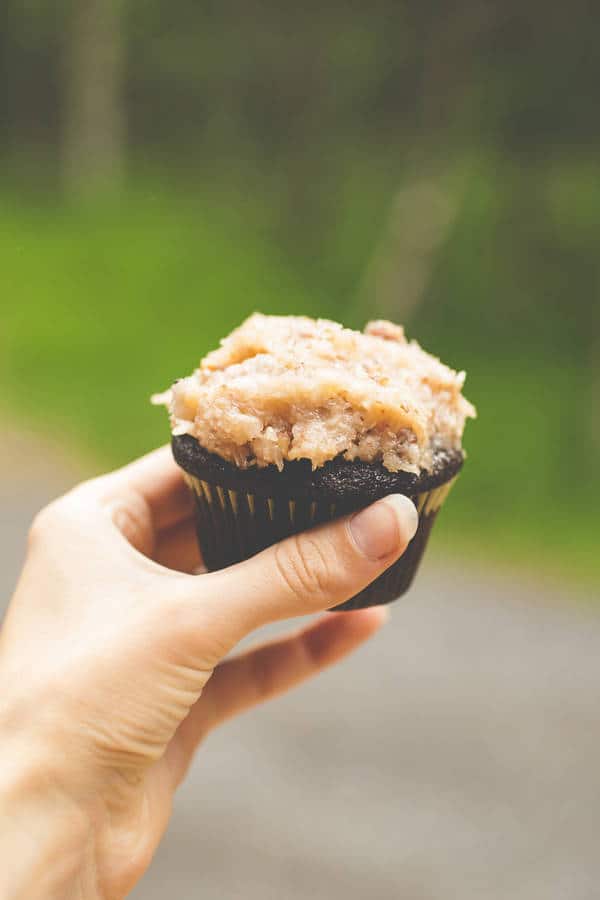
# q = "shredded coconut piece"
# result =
<box><xmin>155</xmin><ymin>313</ymin><xmax>476</xmax><ymax>473</ymax></box>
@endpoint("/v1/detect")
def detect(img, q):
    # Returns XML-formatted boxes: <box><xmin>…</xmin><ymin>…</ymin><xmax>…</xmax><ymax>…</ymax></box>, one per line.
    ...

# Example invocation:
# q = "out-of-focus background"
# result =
<box><xmin>1</xmin><ymin>3</ymin><xmax>599</xmax><ymax>898</ymax></box>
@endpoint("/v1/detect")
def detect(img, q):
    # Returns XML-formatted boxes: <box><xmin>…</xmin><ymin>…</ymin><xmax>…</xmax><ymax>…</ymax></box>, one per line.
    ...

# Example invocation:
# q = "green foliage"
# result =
<box><xmin>1</xmin><ymin>186</ymin><xmax>326</xmax><ymax>463</ymax></box>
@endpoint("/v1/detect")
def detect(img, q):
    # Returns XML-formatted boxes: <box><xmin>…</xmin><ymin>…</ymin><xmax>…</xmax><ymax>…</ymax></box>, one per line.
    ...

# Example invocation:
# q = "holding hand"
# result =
<box><xmin>0</xmin><ymin>447</ymin><xmax>417</xmax><ymax>899</ymax></box>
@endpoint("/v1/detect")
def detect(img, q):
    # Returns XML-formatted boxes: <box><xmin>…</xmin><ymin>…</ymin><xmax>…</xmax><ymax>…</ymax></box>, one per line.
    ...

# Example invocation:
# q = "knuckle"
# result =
<box><xmin>249</xmin><ymin>649</ymin><xmax>279</xmax><ymax>701</ymax></box>
<box><xmin>27</xmin><ymin>486</ymin><xmax>96</xmax><ymax>550</ymax></box>
<box><xmin>274</xmin><ymin>532</ymin><xmax>333</xmax><ymax>604</ymax></box>
<box><xmin>27</xmin><ymin>500</ymin><xmax>65</xmax><ymax>546</ymax></box>
<box><xmin>112</xmin><ymin>489</ymin><xmax>154</xmax><ymax>554</ymax></box>
<box><xmin>298</xmin><ymin>629</ymin><xmax>323</xmax><ymax>669</ymax></box>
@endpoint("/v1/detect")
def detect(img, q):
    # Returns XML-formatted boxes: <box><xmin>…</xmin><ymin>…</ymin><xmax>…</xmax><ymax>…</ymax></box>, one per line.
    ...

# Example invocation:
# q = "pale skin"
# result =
<box><xmin>0</xmin><ymin>447</ymin><xmax>418</xmax><ymax>899</ymax></box>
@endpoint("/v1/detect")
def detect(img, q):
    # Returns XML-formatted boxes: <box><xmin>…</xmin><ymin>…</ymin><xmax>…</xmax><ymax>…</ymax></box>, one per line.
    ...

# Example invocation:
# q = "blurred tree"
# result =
<box><xmin>63</xmin><ymin>0</ymin><xmax>124</xmax><ymax>196</ymax></box>
<box><xmin>358</xmin><ymin>178</ymin><xmax>458</xmax><ymax>324</ymax></box>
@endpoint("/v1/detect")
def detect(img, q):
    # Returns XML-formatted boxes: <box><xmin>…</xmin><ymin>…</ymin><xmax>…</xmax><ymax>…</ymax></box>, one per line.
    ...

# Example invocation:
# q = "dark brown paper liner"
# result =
<box><xmin>182</xmin><ymin>473</ymin><xmax>457</xmax><ymax>611</ymax></box>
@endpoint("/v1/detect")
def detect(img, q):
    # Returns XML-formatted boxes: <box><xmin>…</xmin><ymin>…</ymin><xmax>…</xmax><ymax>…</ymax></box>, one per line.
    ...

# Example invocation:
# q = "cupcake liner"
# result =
<box><xmin>182</xmin><ymin>471</ymin><xmax>457</xmax><ymax>611</ymax></box>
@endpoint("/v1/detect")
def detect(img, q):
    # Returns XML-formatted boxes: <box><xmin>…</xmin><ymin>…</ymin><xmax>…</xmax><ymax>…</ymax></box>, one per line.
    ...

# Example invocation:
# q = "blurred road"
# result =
<box><xmin>2</xmin><ymin>433</ymin><xmax>599</xmax><ymax>900</ymax></box>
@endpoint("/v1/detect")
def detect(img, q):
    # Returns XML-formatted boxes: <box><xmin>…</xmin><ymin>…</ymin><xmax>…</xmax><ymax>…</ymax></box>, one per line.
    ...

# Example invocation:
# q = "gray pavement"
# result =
<box><xmin>2</xmin><ymin>433</ymin><xmax>599</xmax><ymax>900</ymax></box>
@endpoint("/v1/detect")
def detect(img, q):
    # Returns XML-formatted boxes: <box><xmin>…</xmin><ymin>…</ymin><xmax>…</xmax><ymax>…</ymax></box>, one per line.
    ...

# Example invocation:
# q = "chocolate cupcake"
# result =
<box><xmin>153</xmin><ymin>314</ymin><xmax>475</xmax><ymax>611</ymax></box>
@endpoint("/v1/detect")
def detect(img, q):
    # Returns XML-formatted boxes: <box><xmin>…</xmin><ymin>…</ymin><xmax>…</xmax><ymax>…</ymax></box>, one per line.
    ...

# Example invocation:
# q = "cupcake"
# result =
<box><xmin>153</xmin><ymin>314</ymin><xmax>475</xmax><ymax>611</ymax></box>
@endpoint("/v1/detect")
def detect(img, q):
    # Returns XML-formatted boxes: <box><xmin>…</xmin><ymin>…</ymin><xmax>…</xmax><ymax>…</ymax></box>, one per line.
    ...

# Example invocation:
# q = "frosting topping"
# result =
<box><xmin>153</xmin><ymin>313</ymin><xmax>476</xmax><ymax>473</ymax></box>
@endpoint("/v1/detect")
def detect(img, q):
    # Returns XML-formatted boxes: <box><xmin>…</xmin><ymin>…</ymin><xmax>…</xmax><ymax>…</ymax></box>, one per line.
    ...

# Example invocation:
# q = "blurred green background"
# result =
<box><xmin>1</xmin><ymin>1</ymin><xmax>598</xmax><ymax>584</ymax></box>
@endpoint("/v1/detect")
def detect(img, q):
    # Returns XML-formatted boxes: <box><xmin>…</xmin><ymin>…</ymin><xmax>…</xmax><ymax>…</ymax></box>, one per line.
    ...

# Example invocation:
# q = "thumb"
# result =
<box><xmin>196</xmin><ymin>494</ymin><xmax>418</xmax><ymax>644</ymax></box>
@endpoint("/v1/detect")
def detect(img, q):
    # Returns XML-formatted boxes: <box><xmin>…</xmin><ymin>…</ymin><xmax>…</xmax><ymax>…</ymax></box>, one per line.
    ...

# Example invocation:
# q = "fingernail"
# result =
<box><xmin>349</xmin><ymin>495</ymin><xmax>418</xmax><ymax>561</ymax></box>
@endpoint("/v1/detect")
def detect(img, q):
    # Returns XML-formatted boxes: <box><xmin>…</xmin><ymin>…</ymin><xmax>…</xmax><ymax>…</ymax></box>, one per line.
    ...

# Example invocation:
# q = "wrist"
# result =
<box><xmin>0</xmin><ymin>736</ymin><xmax>96</xmax><ymax>900</ymax></box>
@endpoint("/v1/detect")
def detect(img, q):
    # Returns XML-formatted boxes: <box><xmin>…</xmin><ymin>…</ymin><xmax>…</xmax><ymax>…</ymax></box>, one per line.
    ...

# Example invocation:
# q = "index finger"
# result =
<box><xmin>107</xmin><ymin>445</ymin><xmax>194</xmax><ymax>531</ymax></box>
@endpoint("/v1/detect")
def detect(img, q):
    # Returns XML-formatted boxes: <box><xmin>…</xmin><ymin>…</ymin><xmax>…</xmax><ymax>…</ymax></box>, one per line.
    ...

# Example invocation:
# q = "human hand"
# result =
<box><xmin>0</xmin><ymin>447</ymin><xmax>417</xmax><ymax>899</ymax></box>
